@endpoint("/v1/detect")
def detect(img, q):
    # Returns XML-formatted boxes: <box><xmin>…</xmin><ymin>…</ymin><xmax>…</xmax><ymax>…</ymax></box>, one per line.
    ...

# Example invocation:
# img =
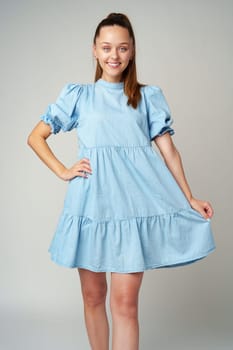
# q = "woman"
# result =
<box><xmin>28</xmin><ymin>13</ymin><xmax>215</xmax><ymax>350</ymax></box>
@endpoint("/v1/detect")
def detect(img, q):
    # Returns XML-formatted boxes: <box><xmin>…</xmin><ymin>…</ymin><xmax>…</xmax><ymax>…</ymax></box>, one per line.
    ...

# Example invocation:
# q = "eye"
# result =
<box><xmin>119</xmin><ymin>47</ymin><xmax>128</xmax><ymax>52</ymax></box>
<box><xmin>102</xmin><ymin>47</ymin><xmax>111</xmax><ymax>52</ymax></box>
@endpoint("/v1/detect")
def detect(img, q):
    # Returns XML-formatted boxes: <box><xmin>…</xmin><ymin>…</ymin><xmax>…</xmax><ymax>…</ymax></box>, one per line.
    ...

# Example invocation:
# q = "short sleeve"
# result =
<box><xmin>145</xmin><ymin>86</ymin><xmax>175</xmax><ymax>140</ymax></box>
<box><xmin>40</xmin><ymin>83</ymin><xmax>83</xmax><ymax>134</ymax></box>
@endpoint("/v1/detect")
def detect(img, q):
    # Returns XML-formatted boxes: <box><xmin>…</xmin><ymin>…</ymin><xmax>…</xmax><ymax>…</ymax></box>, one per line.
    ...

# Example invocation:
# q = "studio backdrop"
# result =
<box><xmin>0</xmin><ymin>0</ymin><xmax>232</xmax><ymax>349</ymax></box>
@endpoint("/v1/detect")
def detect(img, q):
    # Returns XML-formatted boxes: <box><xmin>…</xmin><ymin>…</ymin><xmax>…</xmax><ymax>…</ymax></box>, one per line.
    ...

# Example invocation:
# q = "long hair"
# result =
<box><xmin>93</xmin><ymin>13</ymin><xmax>143</xmax><ymax>109</ymax></box>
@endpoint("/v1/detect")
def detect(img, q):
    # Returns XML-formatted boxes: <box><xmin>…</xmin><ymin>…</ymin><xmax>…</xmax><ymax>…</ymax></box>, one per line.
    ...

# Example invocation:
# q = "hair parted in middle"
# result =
<box><xmin>93</xmin><ymin>13</ymin><xmax>143</xmax><ymax>109</ymax></box>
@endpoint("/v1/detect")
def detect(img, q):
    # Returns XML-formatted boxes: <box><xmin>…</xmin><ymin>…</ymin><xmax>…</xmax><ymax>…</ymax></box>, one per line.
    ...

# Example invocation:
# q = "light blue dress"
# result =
<box><xmin>41</xmin><ymin>78</ymin><xmax>216</xmax><ymax>272</ymax></box>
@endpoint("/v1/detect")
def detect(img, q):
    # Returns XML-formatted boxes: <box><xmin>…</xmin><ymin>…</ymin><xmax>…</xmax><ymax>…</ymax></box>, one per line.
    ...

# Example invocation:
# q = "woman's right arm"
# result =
<box><xmin>27</xmin><ymin>121</ymin><xmax>92</xmax><ymax>181</ymax></box>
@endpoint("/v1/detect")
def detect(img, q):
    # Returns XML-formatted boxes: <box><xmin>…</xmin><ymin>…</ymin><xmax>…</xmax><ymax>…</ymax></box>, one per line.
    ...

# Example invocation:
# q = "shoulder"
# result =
<box><xmin>59</xmin><ymin>82</ymin><xmax>89</xmax><ymax>95</ymax></box>
<box><xmin>57</xmin><ymin>82</ymin><xmax>95</xmax><ymax>102</ymax></box>
<box><xmin>140</xmin><ymin>84</ymin><xmax>163</xmax><ymax>98</ymax></box>
<box><xmin>140</xmin><ymin>85</ymin><xmax>168</xmax><ymax>108</ymax></box>
<box><xmin>140</xmin><ymin>84</ymin><xmax>171</xmax><ymax>114</ymax></box>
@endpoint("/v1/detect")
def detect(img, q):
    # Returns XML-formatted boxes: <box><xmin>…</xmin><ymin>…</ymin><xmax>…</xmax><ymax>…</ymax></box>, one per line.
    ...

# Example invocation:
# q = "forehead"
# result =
<box><xmin>96</xmin><ymin>25</ymin><xmax>132</xmax><ymax>44</ymax></box>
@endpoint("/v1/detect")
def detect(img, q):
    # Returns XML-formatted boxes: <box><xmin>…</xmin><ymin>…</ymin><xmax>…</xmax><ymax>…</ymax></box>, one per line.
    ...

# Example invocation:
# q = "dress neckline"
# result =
<box><xmin>96</xmin><ymin>79</ymin><xmax>124</xmax><ymax>90</ymax></box>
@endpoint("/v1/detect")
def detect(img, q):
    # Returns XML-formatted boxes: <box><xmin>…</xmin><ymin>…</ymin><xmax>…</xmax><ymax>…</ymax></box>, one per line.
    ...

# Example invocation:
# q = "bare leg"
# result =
<box><xmin>110</xmin><ymin>272</ymin><xmax>144</xmax><ymax>350</ymax></box>
<box><xmin>78</xmin><ymin>268</ymin><xmax>109</xmax><ymax>350</ymax></box>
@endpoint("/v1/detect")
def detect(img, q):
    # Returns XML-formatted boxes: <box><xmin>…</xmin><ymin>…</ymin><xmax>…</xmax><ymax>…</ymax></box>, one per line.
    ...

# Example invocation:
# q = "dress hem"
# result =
<box><xmin>48</xmin><ymin>246</ymin><xmax>216</xmax><ymax>273</ymax></box>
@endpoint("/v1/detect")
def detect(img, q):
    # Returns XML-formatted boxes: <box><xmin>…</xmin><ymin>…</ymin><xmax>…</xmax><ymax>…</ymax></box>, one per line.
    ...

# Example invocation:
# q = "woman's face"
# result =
<box><xmin>93</xmin><ymin>25</ymin><xmax>134</xmax><ymax>83</ymax></box>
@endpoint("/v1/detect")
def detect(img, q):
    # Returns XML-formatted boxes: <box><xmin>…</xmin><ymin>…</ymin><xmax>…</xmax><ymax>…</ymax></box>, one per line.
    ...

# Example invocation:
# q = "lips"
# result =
<box><xmin>107</xmin><ymin>62</ymin><xmax>121</xmax><ymax>68</ymax></box>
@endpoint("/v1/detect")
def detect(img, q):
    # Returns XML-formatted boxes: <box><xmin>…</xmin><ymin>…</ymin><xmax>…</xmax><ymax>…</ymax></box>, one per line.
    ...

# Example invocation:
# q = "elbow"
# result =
<box><xmin>27</xmin><ymin>132</ymin><xmax>34</xmax><ymax>148</ymax></box>
<box><xmin>160</xmin><ymin>143</ymin><xmax>179</xmax><ymax>159</ymax></box>
<box><xmin>27</xmin><ymin>121</ymin><xmax>51</xmax><ymax>149</ymax></box>
<box><xmin>172</xmin><ymin>145</ymin><xmax>180</xmax><ymax>158</ymax></box>
<box><xmin>161</xmin><ymin>145</ymin><xmax>180</xmax><ymax>164</ymax></box>
<box><xmin>170</xmin><ymin>146</ymin><xmax>181</xmax><ymax>161</ymax></box>
<box><xmin>27</xmin><ymin>131</ymin><xmax>40</xmax><ymax>149</ymax></box>
<box><xmin>27</xmin><ymin>133</ymin><xmax>32</xmax><ymax>147</ymax></box>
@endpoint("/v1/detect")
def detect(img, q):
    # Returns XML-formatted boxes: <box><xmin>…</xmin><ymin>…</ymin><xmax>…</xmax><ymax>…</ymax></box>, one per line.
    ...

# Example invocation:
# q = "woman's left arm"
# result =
<box><xmin>154</xmin><ymin>133</ymin><xmax>214</xmax><ymax>219</ymax></box>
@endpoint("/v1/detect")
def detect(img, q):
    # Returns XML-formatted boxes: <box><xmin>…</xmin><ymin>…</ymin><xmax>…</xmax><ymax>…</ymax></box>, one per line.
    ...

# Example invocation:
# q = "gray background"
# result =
<box><xmin>1</xmin><ymin>0</ymin><xmax>232</xmax><ymax>349</ymax></box>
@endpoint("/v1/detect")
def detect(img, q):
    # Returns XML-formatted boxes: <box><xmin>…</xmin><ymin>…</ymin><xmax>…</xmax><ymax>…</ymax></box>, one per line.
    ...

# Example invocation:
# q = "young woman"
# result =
<box><xmin>28</xmin><ymin>13</ymin><xmax>215</xmax><ymax>350</ymax></box>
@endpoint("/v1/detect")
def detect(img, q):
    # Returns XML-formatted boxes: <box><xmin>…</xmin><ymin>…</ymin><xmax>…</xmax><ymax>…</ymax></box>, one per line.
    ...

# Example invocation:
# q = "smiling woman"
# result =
<box><xmin>27</xmin><ymin>12</ymin><xmax>215</xmax><ymax>350</ymax></box>
<box><xmin>93</xmin><ymin>13</ymin><xmax>142</xmax><ymax>109</ymax></box>
<box><xmin>93</xmin><ymin>26</ymin><xmax>133</xmax><ymax>83</ymax></box>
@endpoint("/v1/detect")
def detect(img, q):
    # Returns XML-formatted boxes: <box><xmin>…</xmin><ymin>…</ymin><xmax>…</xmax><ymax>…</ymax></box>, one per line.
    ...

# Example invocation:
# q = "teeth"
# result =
<box><xmin>108</xmin><ymin>63</ymin><xmax>120</xmax><ymax>67</ymax></box>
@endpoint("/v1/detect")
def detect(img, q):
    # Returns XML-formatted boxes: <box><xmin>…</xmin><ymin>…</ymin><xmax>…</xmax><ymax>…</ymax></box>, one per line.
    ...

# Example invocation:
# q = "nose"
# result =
<box><xmin>111</xmin><ymin>48</ymin><xmax>118</xmax><ymax>60</ymax></box>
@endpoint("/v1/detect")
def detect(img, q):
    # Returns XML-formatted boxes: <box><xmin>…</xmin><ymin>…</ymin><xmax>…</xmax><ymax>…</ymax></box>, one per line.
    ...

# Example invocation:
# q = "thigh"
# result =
<box><xmin>110</xmin><ymin>272</ymin><xmax>144</xmax><ymax>301</ymax></box>
<box><xmin>78</xmin><ymin>268</ymin><xmax>107</xmax><ymax>295</ymax></box>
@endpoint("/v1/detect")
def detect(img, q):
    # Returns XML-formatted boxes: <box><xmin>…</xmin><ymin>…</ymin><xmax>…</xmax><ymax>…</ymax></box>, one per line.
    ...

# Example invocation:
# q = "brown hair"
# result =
<box><xmin>93</xmin><ymin>13</ymin><xmax>143</xmax><ymax>109</ymax></box>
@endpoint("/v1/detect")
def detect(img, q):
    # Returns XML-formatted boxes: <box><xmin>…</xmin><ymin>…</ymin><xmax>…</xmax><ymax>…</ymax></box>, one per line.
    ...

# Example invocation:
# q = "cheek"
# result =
<box><xmin>123</xmin><ymin>53</ymin><xmax>132</xmax><ymax>63</ymax></box>
<box><xmin>97</xmin><ymin>52</ymin><xmax>108</xmax><ymax>61</ymax></box>
<box><xmin>123</xmin><ymin>48</ymin><xmax>134</xmax><ymax>62</ymax></box>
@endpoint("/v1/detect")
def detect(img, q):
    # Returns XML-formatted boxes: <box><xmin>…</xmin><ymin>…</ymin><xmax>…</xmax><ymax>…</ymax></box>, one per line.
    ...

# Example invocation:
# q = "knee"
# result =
<box><xmin>82</xmin><ymin>283</ymin><xmax>107</xmax><ymax>308</ymax></box>
<box><xmin>110</xmin><ymin>293</ymin><xmax>138</xmax><ymax>319</ymax></box>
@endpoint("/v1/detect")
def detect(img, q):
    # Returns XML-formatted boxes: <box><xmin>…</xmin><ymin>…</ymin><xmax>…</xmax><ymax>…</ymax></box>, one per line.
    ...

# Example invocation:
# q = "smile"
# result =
<box><xmin>107</xmin><ymin>62</ymin><xmax>121</xmax><ymax>68</ymax></box>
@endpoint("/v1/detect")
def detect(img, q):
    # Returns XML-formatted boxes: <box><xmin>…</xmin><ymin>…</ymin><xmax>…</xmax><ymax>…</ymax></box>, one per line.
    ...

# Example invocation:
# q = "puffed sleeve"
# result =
<box><xmin>145</xmin><ymin>86</ymin><xmax>175</xmax><ymax>140</ymax></box>
<box><xmin>40</xmin><ymin>83</ymin><xmax>83</xmax><ymax>134</ymax></box>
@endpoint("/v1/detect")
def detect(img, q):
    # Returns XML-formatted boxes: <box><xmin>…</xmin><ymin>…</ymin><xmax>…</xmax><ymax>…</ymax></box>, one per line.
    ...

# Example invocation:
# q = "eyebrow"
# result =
<box><xmin>100</xmin><ymin>42</ymin><xmax>130</xmax><ymax>45</ymax></box>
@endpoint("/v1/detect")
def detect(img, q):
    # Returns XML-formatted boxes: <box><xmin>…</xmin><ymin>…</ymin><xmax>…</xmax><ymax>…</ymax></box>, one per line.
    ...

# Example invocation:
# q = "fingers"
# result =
<box><xmin>200</xmin><ymin>203</ymin><xmax>213</xmax><ymax>220</ymax></box>
<box><xmin>61</xmin><ymin>158</ymin><xmax>92</xmax><ymax>181</ymax></box>
<box><xmin>204</xmin><ymin>201</ymin><xmax>214</xmax><ymax>219</ymax></box>
<box><xmin>196</xmin><ymin>205</ymin><xmax>209</xmax><ymax>220</ymax></box>
<box><xmin>74</xmin><ymin>158</ymin><xmax>92</xmax><ymax>178</ymax></box>
<box><xmin>190</xmin><ymin>198</ymin><xmax>214</xmax><ymax>220</ymax></box>
<box><xmin>76</xmin><ymin>158</ymin><xmax>92</xmax><ymax>177</ymax></box>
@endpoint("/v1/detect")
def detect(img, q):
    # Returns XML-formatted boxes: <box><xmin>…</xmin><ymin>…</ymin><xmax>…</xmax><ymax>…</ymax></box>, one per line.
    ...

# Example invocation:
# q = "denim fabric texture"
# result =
<box><xmin>41</xmin><ymin>79</ymin><xmax>216</xmax><ymax>272</ymax></box>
